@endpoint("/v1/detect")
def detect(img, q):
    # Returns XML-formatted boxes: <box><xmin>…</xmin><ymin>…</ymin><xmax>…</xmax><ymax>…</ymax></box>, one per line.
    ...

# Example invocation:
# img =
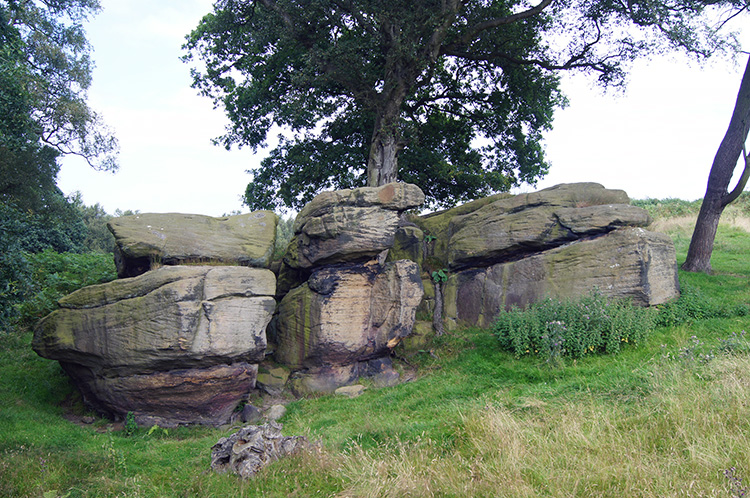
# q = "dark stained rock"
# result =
<box><xmin>61</xmin><ymin>362</ymin><xmax>257</xmax><ymax>428</ymax></box>
<box><xmin>274</xmin><ymin>260</ymin><xmax>423</xmax><ymax>372</ymax></box>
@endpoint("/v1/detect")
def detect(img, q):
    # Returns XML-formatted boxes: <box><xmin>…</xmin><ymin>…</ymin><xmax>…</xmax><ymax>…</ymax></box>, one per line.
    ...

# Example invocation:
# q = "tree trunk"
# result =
<box><xmin>432</xmin><ymin>280</ymin><xmax>445</xmax><ymax>336</ymax></box>
<box><xmin>367</xmin><ymin>123</ymin><xmax>399</xmax><ymax>187</ymax></box>
<box><xmin>682</xmin><ymin>55</ymin><xmax>750</xmax><ymax>273</ymax></box>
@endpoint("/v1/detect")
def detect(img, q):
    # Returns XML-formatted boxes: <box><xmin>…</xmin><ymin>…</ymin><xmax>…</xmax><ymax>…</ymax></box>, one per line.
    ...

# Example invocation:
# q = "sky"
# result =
<box><xmin>57</xmin><ymin>1</ymin><xmax>749</xmax><ymax>217</ymax></box>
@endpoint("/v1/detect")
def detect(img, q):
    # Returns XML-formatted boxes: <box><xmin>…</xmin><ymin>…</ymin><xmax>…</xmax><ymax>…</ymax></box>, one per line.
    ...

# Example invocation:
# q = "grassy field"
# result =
<box><xmin>2</xmin><ymin>200</ymin><xmax>750</xmax><ymax>497</ymax></box>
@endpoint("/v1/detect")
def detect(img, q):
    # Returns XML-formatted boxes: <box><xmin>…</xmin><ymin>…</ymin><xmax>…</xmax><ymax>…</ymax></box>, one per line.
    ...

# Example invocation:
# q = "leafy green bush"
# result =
<box><xmin>493</xmin><ymin>291</ymin><xmax>655</xmax><ymax>359</ymax></box>
<box><xmin>13</xmin><ymin>249</ymin><xmax>116</xmax><ymax>325</ymax></box>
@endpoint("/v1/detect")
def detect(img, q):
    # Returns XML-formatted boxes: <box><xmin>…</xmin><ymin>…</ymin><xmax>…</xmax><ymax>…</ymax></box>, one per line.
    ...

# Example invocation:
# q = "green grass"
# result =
<box><xmin>2</xmin><ymin>210</ymin><xmax>750</xmax><ymax>497</ymax></box>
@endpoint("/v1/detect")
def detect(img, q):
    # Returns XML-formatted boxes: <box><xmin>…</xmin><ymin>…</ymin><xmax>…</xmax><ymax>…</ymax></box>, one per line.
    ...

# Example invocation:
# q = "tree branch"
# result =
<box><xmin>722</xmin><ymin>142</ymin><xmax>750</xmax><ymax>207</ymax></box>
<box><xmin>455</xmin><ymin>0</ymin><xmax>554</xmax><ymax>46</ymax></box>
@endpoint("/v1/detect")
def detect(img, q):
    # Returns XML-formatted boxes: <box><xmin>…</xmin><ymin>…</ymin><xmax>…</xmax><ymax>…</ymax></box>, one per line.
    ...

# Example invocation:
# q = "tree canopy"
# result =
<box><xmin>185</xmin><ymin>0</ymin><xmax>745</xmax><ymax>211</ymax></box>
<box><xmin>1</xmin><ymin>0</ymin><xmax>118</xmax><ymax>213</ymax></box>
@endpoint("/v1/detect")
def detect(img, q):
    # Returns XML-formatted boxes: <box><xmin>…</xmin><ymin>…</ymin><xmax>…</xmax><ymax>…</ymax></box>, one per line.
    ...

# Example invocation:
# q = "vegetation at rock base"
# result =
<box><xmin>184</xmin><ymin>0</ymin><xmax>744</xmax><ymax>211</ymax></box>
<box><xmin>0</xmin><ymin>205</ymin><xmax>749</xmax><ymax>496</ymax></box>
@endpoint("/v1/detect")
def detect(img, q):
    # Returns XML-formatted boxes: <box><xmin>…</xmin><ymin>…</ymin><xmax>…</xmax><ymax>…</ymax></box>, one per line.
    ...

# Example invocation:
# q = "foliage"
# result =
<box><xmin>431</xmin><ymin>268</ymin><xmax>448</xmax><ymax>284</ymax></box>
<box><xmin>13</xmin><ymin>249</ymin><xmax>116</xmax><ymax>325</ymax></box>
<box><xmin>273</xmin><ymin>216</ymin><xmax>295</xmax><ymax>260</ymax></box>
<box><xmin>185</xmin><ymin>0</ymin><xmax>743</xmax><ymax>211</ymax></box>
<box><xmin>0</xmin><ymin>199</ymin><xmax>117</xmax><ymax>328</ymax></box>
<box><xmin>652</xmin><ymin>280</ymin><xmax>750</xmax><ymax>328</ymax></box>
<box><xmin>493</xmin><ymin>290</ymin><xmax>655</xmax><ymax>359</ymax></box>
<box><xmin>0</xmin><ymin>0</ymin><xmax>118</xmax><ymax>171</ymax></box>
<box><xmin>69</xmin><ymin>193</ymin><xmax>116</xmax><ymax>253</ymax></box>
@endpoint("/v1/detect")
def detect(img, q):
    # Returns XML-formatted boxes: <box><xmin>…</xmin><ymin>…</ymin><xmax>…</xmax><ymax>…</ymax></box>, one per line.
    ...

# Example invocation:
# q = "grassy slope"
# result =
<box><xmin>2</xmin><ymin>202</ymin><xmax>750</xmax><ymax>497</ymax></box>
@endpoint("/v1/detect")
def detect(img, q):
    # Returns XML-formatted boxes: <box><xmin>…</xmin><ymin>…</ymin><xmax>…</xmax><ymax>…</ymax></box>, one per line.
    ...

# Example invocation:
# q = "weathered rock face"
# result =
<box><xmin>275</xmin><ymin>260</ymin><xmax>423</xmax><ymax>374</ymax></box>
<box><xmin>108</xmin><ymin>211</ymin><xmax>278</xmax><ymax>278</ymax></box>
<box><xmin>442</xmin><ymin>227</ymin><xmax>679</xmax><ymax>329</ymax></box>
<box><xmin>405</xmin><ymin>183</ymin><xmax>679</xmax><ymax>332</ymax></box>
<box><xmin>211</xmin><ymin>422</ymin><xmax>310</xmax><ymax>479</ymax></box>
<box><xmin>284</xmin><ymin>182</ymin><xmax>425</xmax><ymax>270</ymax></box>
<box><xmin>445</xmin><ymin>184</ymin><xmax>650</xmax><ymax>269</ymax></box>
<box><xmin>33</xmin><ymin>266</ymin><xmax>276</xmax><ymax>426</ymax></box>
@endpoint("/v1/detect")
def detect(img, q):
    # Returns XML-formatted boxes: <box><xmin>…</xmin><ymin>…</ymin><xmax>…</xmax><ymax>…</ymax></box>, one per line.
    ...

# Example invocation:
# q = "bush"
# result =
<box><xmin>493</xmin><ymin>290</ymin><xmax>655</xmax><ymax>360</ymax></box>
<box><xmin>13</xmin><ymin>249</ymin><xmax>117</xmax><ymax>325</ymax></box>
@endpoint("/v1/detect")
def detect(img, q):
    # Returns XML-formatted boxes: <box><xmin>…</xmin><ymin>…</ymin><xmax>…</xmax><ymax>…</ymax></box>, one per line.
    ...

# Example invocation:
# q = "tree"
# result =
<box><xmin>1</xmin><ymin>0</ymin><xmax>119</xmax><ymax>210</ymax></box>
<box><xmin>682</xmin><ymin>55</ymin><xmax>750</xmax><ymax>273</ymax></box>
<box><xmin>1</xmin><ymin>0</ymin><xmax>118</xmax><ymax>325</ymax></box>
<box><xmin>185</xmin><ymin>0</ymin><xmax>743</xmax><ymax>211</ymax></box>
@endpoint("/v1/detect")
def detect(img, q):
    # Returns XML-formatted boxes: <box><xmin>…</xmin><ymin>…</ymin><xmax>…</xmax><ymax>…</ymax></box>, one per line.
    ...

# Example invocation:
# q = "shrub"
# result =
<box><xmin>13</xmin><ymin>249</ymin><xmax>116</xmax><ymax>325</ymax></box>
<box><xmin>493</xmin><ymin>290</ymin><xmax>655</xmax><ymax>359</ymax></box>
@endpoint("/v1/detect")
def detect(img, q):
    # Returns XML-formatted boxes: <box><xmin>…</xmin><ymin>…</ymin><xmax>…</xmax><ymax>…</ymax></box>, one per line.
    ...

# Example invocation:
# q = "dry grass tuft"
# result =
<box><xmin>649</xmin><ymin>215</ymin><xmax>750</xmax><ymax>235</ymax></box>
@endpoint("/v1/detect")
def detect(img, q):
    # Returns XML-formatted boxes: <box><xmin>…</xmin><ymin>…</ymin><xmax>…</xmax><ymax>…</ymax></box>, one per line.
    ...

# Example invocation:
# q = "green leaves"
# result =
<box><xmin>186</xmin><ymin>0</ymin><xmax>743</xmax><ymax>210</ymax></box>
<box><xmin>0</xmin><ymin>0</ymin><xmax>118</xmax><ymax>172</ymax></box>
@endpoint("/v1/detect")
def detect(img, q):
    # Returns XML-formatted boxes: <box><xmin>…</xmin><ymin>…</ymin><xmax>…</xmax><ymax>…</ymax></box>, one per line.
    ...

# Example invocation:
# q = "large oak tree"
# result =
<box><xmin>184</xmin><ymin>0</ymin><xmax>745</xmax><ymax>211</ymax></box>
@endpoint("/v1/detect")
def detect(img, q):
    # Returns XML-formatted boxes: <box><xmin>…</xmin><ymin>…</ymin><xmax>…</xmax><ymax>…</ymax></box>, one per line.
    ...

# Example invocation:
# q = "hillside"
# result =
<box><xmin>1</xmin><ymin>197</ymin><xmax>749</xmax><ymax>497</ymax></box>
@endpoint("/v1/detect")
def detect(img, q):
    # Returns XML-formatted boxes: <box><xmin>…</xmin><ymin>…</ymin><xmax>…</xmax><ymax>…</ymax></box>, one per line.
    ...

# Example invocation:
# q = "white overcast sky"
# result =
<box><xmin>57</xmin><ymin>1</ymin><xmax>749</xmax><ymax>217</ymax></box>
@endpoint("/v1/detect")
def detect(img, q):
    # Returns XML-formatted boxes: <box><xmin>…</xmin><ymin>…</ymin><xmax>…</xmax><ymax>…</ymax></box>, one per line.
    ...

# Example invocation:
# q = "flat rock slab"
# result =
<box><xmin>443</xmin><ymin>227</ymin><xmax>679</xmax><ymax>329</ymax></box>
<box><xmin>446</xmin><ymin>183</ymin><xmax>650</xmax><ymax>269</ymax></box>
<box><xmin>33</xmin><ymin>265</ymin><xmax>277</xmax><ymax>426</ymax></box>
<box><xmin>109</xmin><ymin>211</ymin><xmax>278</xmax><ymax>277</ymax></box>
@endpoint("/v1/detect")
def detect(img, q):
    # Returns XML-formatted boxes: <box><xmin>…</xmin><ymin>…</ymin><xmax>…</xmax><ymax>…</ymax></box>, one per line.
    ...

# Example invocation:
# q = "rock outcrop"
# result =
<box><xmin>33</xmin><ymin>265</ymin><xmax>276</xmax><ymax>427</ymax></box>
<box><xmin>284</xmin><ymin>182</ymin><xmax>424</xmax><ymax>269</ymax></box>
<box><xmin>275</xmin><ymin>260</ymin><xmax>423</xmax><ymax>393</ymax></box>
<box><xmin>443</xmin><ymin>227</ymin><xmax>679</xmax><ymax>329</ymax></box>
<box><xmin>409</xmin><ymin>183</ymin><xmax>679</xmax><ymax>332</ymax></box>
<box><xmin>274</xmin><ymin>183</ymin><xmax>426</xmax><ymax>393</ymax></box>
<box><xmin>31</xmin><ymin>180</ymin><xmax>680</xmax><ymax>418</ymax></box>
<box><xmin>108</xmin><ymin>211</ymin><xmax>278</xmax><ymax>278</ymax></box>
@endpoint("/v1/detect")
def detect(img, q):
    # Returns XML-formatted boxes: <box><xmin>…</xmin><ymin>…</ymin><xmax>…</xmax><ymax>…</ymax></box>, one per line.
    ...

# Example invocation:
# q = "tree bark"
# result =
<box><xmin>682</xmin><ymin>55</ymin><xmax>750</xmax><ymax>273</ymax></box>
<box><xmin>367</xmin><ymin>121</ymin><xmax>399</xmax><ymax>186</ymax></box>
<box><xmin>432</xmin><ymin>280</ymin><xmax>445</xmax><ymax>336</ymax></box>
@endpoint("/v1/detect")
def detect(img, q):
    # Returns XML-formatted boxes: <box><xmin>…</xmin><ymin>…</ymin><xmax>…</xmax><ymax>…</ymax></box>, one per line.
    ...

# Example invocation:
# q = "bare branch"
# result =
<box><xmin>455</xmin><ymin>0</ymin><xmax>554</xmax><ymax>46</ymax></box>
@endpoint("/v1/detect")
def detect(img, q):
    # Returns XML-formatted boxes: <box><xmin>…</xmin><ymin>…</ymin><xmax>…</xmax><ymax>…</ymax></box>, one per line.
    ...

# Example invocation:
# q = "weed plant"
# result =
<box><xmin>12</xmin><ymin>249</ymin><xmax>116</xmax><ymax>326</ymax></box>
<box><xmin>493</xmin><ymin>290</ymin><xmax>654</xmax><ymax>360</ymax></box>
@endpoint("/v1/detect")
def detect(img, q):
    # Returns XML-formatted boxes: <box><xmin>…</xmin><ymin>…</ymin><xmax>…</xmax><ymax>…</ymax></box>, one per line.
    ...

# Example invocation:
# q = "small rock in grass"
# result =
<box><xmin>335</xmin><ymin>384</ymin><xmax>367</xmax><ymax>398</ymax></box>
<box><xmin>266</xmin><ymin>404</ymin><xmax>286</xmax><ymax>421</ymax></box>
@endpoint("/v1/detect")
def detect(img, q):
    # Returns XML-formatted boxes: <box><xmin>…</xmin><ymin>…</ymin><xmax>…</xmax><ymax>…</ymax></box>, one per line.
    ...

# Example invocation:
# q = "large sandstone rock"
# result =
<box><xmin>275</xmin><ymin>260</ymin><xmax>423</xmax><ymax>390</ymax></box>
<box><xmin>108</xmin><ymin>211</ymin><xmax>278</xmax><ymax>278</ymax></box>
<box><xmin>442</xmin><ymin>227</ymin><xmax>679</xmax><ymax>329</ymax></box>
<box><xmin>284</xmin><ymin>183</ymin><xmax>424</xmax><ymax>269</ymax></box>
<box><xmin>446</xmin><ymin>183</ymin><xmax>650</xmax><ymax>269</ymax></box>
<box><xmin>33</xmin><ymin>265</ymin><xmax>276</xmax><ymax>426</ymax></box>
